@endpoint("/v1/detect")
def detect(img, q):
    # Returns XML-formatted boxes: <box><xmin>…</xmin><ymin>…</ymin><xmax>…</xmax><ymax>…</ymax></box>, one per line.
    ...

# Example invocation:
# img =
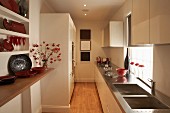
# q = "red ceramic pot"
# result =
<box><xmin>116</xmin><ymin>68</ymin><xmax>128</xmax><ymax>77</ymax></box>
<box><xmin>31</xmin><ymin>67</ymin><xmax>46</xmax><ymax>73</ymax></box>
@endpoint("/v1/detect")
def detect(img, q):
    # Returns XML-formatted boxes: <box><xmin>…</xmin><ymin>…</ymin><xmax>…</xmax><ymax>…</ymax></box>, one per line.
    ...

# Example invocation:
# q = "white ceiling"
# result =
<box><xmin>45</xmin><ymin>0</ymin><xmax>125</xmax><ymax>21</ymax></box>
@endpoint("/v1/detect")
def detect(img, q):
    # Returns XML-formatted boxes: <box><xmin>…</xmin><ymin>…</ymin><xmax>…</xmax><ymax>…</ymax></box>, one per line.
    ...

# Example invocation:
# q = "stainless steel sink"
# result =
<box><xmin>124</xmin><ymin>97</ymin><xmax>170</xmax><ymax>109</ymax></box>
<box><xmin>113</xmin><ymin>84</ymin><xmax>150</xmax><ymax>95</ymax></box>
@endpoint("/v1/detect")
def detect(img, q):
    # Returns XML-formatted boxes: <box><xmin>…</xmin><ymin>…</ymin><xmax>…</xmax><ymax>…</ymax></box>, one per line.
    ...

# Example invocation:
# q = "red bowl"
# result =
<box><xmin>31</xmin><ymin>67</ymin><xmax>45</xmax><ymax>73</ymax></box>
<box><xmin>15</xmin><ymin>70</ymin><xmax>38</xmax><ymax>78</ymax></box>
<box><xmin>116</xmin><ymin>68</ymin><xmax>128</xmax><ymax>77</ymax></box>
<box><xmin>116</xmin><ymin>76</ymin><xmax>127</xmax><ymax>83</ymax></box>
<box><xmin>0</xmin><ymin>75</ymin><xmax>16</xmax><ymax>85</ymax></box>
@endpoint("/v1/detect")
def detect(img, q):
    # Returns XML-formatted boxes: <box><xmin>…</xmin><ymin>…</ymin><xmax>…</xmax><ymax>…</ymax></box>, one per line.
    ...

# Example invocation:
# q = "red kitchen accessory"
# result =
<box><xmin>32</xmin><ymin>67</ymin><xmax>46</xmax><ymax>73</ymax></box>
<box><xmin>15</xmin><ymin>70</ymin><xmax>38</xmax><ymax>78</ymax></box>
<box><xmin>0</xmin><ymin>75</ymin><xmax>16</xmax><ymax>85</ymax></box>
<box><xmin>0</xmin><ymin>0</ymin><xmax>13</xmax><ymax>11</ymax></box>
<box><xmin>0</xmin><ymin>0</ymin><xmax>19</xmax><ymax>13</ymax></box>
<box><xmin>3</xmin><ymin>18</ymin><xmax>12</xmax><ymax>30</ymax></box>
<box><xmin>11</xmin><ymin>21</ymin><xmax>26</xmax><ymax>34</ymax></box>
<box><xmin>3</xmin><ymin>39</ymin><xmax>14</xmax><ymax>51</ymax></box>
<box><xmin>116</xmin><ymin>76</ymin><xmax>127</xmax><ymax>83</ymax></box>
<box><xmin>116</xmin><ymin>68</ymin><xmax>128</xmax><ymax>77</ymax></box>
<box><xmin>8</xmin><ymin>0</ymin><xmax>19</xmax><ymax>13</ymax></box>
<box><xmin>3</xmin><ymin>18</ymin><xmax>26</xmax><ymax>34</ymax></box>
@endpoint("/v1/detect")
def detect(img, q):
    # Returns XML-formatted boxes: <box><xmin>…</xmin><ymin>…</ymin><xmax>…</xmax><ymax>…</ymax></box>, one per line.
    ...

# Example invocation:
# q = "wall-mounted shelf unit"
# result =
<box><xmin>0</xmin><ymin>5</ymin><xmax>29</xmax><ymax>22</ymax></box>
<box><xmin>0</xmin><ymin>4</ymin><xmax>30</xmax><ymax>54</ymax></box>
<box><xmin>0</xmin><ymin>51</ymin><xmax>29</xmax><ymax>55</ymax></box>
<box><xmin>0</xmin><ymin>29</ymin><xmax>29</xmax><ymax>38</ymax></box>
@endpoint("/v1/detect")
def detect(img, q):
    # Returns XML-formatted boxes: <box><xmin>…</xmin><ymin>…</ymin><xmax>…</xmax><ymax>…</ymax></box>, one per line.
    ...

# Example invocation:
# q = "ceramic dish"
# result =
<box><xmin>32</xmin><ymin>67</ymin><xmax>45</xmax><ymax>73</ymax></box>
<box><xmin>0</xmin><ymin>75</ymin><xmax>16</xmax><ymax>85</ymax></box>
<box><xmin>15</xmin><ymin>69</ymin><xmax>38</xmax><ymax>78</ymax></box>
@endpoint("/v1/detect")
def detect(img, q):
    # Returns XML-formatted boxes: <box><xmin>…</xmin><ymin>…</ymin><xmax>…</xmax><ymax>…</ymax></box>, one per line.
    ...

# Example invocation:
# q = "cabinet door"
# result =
<box><xmin>103</xmin><ymin>24</ymin><xmax>110</xmax><ymax>47</ymax></box>
<box><xmin>150</xmin><ymin>0</ymin><xmax>170</xmax><ymax>44</ymax></box>
<box><xmin>131</xmin><ymin>0</ymin><xmax>150</xmax><ymax>44</ymax></box>
<box><xmin>110</xmin><ymin>21</ymin><xmax>123</xmax><ymax>47</ymax></box>
<box><xmin>105</xmin><ymin>84</ymin><xmax>123</xmax><ymax>113</ymax></box>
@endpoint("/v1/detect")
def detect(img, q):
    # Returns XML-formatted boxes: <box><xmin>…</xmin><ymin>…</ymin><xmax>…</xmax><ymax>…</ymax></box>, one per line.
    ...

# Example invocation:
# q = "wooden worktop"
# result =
<box><xmin>0</xmin><ymin>68</ymin><xmax>54</xmax><ymax>107</ymax></box>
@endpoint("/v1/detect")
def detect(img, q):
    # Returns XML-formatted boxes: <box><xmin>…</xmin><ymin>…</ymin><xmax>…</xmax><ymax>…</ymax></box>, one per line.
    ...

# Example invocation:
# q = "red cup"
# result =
<box><xmin>116</xmin><ymin>68</ymin><xmax>128</xmax><ymax>77</ymax></box>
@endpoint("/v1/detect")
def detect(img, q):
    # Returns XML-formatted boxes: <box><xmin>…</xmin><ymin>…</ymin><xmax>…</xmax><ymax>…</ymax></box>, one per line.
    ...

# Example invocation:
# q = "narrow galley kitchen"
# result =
<box><xmin>1</xmin><ymin>0</ymin><xmax>170</xmax><ymax>113</ymax></box>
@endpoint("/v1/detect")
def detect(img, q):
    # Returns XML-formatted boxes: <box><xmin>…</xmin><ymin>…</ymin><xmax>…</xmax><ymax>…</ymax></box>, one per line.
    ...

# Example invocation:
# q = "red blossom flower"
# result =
<box><xmin>30</xmin><ymin>41</ymin><xmax>61</xmax><ymax>66</ymax></box>
<box><xmin>139</xmin><ymin>65</ymin><xmax>144</xmax><ymax>67</ymax></box>
<box><xmin>130</xmin><ymin>62</ymin><xmax>134</xmax><ymax>65</ymax></box>
<box><xmin>135</xmin><ymin>63</ymin><xmax>139</xmax><ymax>66</ymax></box>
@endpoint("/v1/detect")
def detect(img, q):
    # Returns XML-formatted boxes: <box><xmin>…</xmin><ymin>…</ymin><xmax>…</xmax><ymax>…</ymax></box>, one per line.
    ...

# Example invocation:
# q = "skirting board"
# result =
<box><xmin>35</xmin><ymin>106</ymin><xmax>42</xmax><ymax>113</ymax></box>
<box><xmin>42</xmin><ymin>105</ymin><xmax>70</xmax><ymax>113</ymax></box>
<box><xmin>75</xmin><ymin>78</ymin><xmax>94</xmax><ymax>82</ymax></box>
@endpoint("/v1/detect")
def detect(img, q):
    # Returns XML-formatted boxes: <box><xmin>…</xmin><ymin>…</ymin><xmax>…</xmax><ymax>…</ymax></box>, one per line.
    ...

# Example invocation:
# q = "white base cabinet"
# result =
<box><xmin>95</xmin><ymin>66</ymin><xmax>123</xmax><ymax>113</ymax></box>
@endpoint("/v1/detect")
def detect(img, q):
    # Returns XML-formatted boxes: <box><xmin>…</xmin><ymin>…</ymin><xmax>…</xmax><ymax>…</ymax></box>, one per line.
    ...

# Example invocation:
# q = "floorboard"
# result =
<box><xmin>70</xmin><ymin>82</ymin><xmax>103</xmax><ymax>113</ymax></box>
<box><xmin>43</xmin><ymin>82</ymin><xmax>103</xmax><ymax>113</ymax></box>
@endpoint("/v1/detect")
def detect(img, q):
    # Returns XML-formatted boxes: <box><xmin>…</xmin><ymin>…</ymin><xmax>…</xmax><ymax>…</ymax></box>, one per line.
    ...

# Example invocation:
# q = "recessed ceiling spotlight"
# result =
<box><xmin>84</xmin><ymin>4</ymin><xmax>87</xmax><ymax>7</ymax></box>
<box><xmin>84</xmin><ymin>14</ymin><xmax>87</xmax><ymax>16</ymax></box>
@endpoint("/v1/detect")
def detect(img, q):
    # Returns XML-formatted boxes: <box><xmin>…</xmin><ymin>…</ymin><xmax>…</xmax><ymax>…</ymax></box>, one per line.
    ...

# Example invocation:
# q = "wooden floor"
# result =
<box><xmin>43</xmin><ymin>82</ymin><xmax>103</xmax><ymax>113</ymax></box>
<box><xmin>70</xmin><ymin>82</ymin><xmax>103</xmax><ymax>113</ymax></box>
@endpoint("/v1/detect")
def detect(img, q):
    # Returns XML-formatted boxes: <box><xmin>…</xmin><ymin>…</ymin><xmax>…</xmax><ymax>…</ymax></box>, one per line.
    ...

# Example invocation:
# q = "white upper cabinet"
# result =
<box><xmin>131</xmin><ymin>0</ymin><xmax>149</xmax><ymax>45</ymax></box>
<box><xmin>150</xmin><ymin>0</ymin><xmax>170</xmax><ymax>44</ymax></box>
<box><xmin>102</xmin><ymin>21</ymin><xmax>123</xmax><ymax>47</ymax></box>
<box><xmin>131</xmin><ymin>0</ymin><xmax>170</xmax><ymax>45</ymax></box>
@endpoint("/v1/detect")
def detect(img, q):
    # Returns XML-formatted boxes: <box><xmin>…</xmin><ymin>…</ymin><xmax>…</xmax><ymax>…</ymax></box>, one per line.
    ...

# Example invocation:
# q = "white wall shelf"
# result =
<box><xmin>0</xmin><ymin>6</ymin><xmax>29</xmax><ymax>23</ymax></box>
<box><xmin>0</xmin><ymin>51</ymin><xmax>29</xmax><ymax>55</ymax></box>
<box><xmin>0</xmin><ymin>29</ymin><xmax>29</xmax><ymax>38</ymax></box>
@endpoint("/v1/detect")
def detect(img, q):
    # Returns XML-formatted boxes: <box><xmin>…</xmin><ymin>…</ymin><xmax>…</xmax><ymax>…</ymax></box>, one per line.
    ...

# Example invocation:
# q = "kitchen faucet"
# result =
<box><xmin>136</xmin><ymin>77</ymin><xmax>156</xmax><ymax>95</ymax></box>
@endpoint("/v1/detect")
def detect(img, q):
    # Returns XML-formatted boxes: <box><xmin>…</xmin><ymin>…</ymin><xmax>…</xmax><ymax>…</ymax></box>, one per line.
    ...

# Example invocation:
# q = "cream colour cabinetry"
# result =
<box><xmin>102</xmin><ymin>21</ymin><xmax>123</xmax><ymax>47</ymax></box>
<box><xmin>150</xmin><ymin>0</ymin><xmax>170</xmax><ymax>44</ymax></box>
<box><xmin>95</xmin><ymin>66</ymin><xmax>123</xmax><ymax>113</ymax></box>
<box><xmin>40</xmin><ymin>13</ymin><xmax>76</xmax><ymax>113</ymax></box>
<box><xmin>132</xmin><ymin>0</ymin><xmax>170</xmax><ymax>45</ymax></box>
<box><xmin>131</xmin><ymin>0</ymin><xmax>149</xmax><ymax>45</ymax></box>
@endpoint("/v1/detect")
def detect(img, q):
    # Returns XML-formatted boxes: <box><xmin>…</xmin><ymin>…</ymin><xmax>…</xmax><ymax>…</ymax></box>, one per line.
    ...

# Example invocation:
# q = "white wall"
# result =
<box><xmin>153</xmin><ymin>45</ymin><xmax>170</xmax><ymax>97</ymax></box>
<box><xmin>74</xmin><ymin>20</ymin><xmax>106</xmax><ymax>82</ymax></box>
<box><xmin>103</xmin><ymin>0</ymin><xmax>132</xmax><ymax>67</ymax></box>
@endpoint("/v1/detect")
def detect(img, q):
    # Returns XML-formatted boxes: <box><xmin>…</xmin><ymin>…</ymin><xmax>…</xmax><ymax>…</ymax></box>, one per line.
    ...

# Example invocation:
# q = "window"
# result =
<box><xmin>129</xmin><ymin>47</ymin><xmax>153</xmax><ymax>80</ymax></box>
